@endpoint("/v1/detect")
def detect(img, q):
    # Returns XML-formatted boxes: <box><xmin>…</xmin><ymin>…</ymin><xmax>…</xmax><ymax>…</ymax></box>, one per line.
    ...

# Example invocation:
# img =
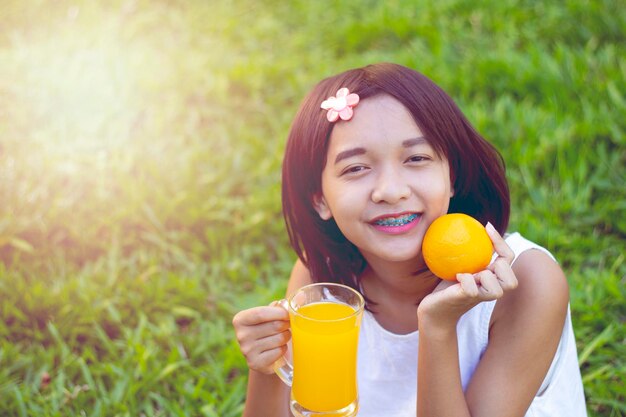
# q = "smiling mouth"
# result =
<box><xmin>373</xmin><ymin>213</ymin><xmax>419</xmax><ymax>227</ymax></box>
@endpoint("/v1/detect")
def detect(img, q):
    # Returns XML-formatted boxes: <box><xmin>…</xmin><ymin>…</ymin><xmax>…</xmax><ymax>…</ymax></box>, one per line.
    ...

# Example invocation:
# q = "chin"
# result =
<box><xmin>367</xmin><ymin>248</ymin><xmax>422</xmax><ymax>264</ymax></box>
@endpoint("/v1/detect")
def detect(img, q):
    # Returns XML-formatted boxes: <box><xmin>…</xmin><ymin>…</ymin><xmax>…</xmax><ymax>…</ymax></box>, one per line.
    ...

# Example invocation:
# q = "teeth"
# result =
<box><xmin>375</xmin><ymin>213</ymin><xmax>418</xmax><ymax>227</ymax></box>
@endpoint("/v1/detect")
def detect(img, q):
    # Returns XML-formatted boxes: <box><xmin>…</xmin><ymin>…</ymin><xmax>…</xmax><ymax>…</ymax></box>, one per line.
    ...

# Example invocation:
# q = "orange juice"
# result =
<box><xmin>290</xmin><ymin>301</ymin><xmax>361</xmax><ymax>412</ymax></box>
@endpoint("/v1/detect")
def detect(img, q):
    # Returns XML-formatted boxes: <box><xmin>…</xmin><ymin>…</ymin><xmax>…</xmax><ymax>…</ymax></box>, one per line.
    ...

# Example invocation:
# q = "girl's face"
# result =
<box><xmin>315</xmin><ymin>95</ymin><xmax>453</xmax><ymax>268</ymax></box>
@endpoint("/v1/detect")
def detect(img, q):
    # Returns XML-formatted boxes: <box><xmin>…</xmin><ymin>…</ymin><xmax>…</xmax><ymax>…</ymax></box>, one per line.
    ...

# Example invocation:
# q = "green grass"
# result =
<box><xmin>0</xmin><ymin>0</ymin><xmax>624</xmax><ymax>415</ymax></box>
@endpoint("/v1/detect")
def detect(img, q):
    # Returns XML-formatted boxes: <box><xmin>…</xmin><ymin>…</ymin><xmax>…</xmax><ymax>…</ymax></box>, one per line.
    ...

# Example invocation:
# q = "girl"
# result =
<box><xmin>232</xmin><ymin>63</ymin><xmax>587</xmax><ymax>417</ymax></box>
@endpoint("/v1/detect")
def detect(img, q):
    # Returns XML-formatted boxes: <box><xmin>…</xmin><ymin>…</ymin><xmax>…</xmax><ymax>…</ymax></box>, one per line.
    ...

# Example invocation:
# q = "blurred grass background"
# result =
<box><xmin>0</xmin><ymin>0</ymin><xmax>624</xmax><ymax>416</ymax></box>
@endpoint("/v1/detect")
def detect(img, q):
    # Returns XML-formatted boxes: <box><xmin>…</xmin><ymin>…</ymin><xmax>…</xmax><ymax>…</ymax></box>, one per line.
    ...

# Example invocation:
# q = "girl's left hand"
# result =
<box><xmin>417</xmin><ymin>223</ymin><xmax>518</xmax><ymax>329</ymax></box>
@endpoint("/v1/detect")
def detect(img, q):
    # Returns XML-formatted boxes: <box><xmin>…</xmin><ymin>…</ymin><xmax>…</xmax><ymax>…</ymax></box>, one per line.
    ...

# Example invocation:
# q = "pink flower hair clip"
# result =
<box><xmin>320</xmin><ymin>88</ymin><xmax>360</xmax><ymax>122</ymax></box>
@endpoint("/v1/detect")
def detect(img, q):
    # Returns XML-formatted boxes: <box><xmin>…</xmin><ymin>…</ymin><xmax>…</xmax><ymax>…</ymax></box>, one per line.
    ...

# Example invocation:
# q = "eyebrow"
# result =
<box><xmin>402</xmin><ymin>136</ymin><xmax>427</xmax><ymax>147</ymax></box>
<box><xmin>333</xmin><ymin>136</ymin><xmax>427</xmax><ymax>165</ymax></box>
<box><xmin>334</xmin><ymin>147</ymin><xmax>366</xmax><ymax>164</ymax></box>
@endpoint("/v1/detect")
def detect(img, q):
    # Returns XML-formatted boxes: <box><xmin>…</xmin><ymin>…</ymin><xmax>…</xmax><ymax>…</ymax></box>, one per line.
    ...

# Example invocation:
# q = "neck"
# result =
<box><xmin>360</xmin><ymin>260</ymin><xmax>439</xmax><ymax>334</ymax></box>
<box><xmin>361</xmin><ymin>256</ymin><xmax>439</xmax><ymax>305</ymax></box>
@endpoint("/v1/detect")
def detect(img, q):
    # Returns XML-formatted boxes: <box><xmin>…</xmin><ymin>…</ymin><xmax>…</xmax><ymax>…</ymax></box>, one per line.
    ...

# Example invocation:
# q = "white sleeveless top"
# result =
<box><xmin>356</xmin><ymin>232</ymin><xmax>587</xmax><ymax>417</ymax></box>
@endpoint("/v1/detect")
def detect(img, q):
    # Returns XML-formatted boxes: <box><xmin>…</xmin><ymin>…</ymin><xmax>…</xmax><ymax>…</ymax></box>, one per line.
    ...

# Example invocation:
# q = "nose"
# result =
<box><xmin>371</xmin><ymin>166</ymin><xmax>411</xmax><ymax>204</ymax></box>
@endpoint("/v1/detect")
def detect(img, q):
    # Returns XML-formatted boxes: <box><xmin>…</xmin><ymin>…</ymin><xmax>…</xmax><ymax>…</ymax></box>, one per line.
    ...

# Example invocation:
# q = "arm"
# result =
<box><xmin>233</xmin><ymin>259</ymin><xmax>313</xmax><ymax>417</ymax></box>
<box><xmin>416</xmin><ymin>228</ymin><xmax>569</xmax><ymax>417</ymax></box>
<box><xmin>464</xmin><ymin>249</ymin><xmax>569</xmax><ymax>416</ymax></box>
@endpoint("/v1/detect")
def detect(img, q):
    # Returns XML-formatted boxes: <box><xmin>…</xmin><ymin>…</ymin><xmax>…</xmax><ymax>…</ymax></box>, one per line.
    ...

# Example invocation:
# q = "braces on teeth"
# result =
<box><xmin>375</xmin><ymin>213</ymin><xmax>418</xmax><ymax>226</ymax></box>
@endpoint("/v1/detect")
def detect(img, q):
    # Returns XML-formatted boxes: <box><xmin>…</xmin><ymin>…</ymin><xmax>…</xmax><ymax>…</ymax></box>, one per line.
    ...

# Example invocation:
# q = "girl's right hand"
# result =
<box><xmin>232</xmin><ymin>302</ymin><xmax>291</xmax><ymax>374</ymax></box>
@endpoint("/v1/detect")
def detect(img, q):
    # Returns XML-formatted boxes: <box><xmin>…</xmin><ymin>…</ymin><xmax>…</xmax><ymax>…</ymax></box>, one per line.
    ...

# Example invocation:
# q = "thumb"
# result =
<box><xmin>432</xmin><ymin>278</ymin><xmax>457</xmax><ymax>294</ymax></box>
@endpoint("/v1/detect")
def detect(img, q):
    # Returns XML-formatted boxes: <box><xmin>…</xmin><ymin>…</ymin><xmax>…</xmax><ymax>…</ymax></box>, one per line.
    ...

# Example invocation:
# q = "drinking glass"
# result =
<box><xmin>274</xmin><ymin>282</ymin><xmax>364</xmax><ymax>417</ymax></box>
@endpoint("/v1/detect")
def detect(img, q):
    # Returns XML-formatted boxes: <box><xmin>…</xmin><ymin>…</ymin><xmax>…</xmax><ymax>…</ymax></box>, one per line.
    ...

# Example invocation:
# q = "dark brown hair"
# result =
<box><xmin>282</xmin><ymin>63</ymin><xmax>509</xmax><ymax>290</ymax></box>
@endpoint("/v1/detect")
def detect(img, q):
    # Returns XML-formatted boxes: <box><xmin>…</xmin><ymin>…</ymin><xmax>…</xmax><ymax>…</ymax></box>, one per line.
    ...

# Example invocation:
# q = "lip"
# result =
<box><xmin>369</xmin><ymin>211</ymin><xmax>416</xmax><ymax>223</ymax></box>
<box><xmin>369</xmin><ymin>212</ymin><xmax>421</xmax><ymax>235</ymax></box>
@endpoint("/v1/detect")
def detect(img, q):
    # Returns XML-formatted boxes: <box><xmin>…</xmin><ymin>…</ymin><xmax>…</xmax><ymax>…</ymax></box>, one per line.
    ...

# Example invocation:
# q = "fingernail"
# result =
<box><xmin>272</xmin><ymin>299</ymin><xmax>289</xmax><ymax>311</ymax></box>
<box><xmin>486</xmin><ymin>222</ymin><xmax>497</xmax><ymax>235</ymax></box>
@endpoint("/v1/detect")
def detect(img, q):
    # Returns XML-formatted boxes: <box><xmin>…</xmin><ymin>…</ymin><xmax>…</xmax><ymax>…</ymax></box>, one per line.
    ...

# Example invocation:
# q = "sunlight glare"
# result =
<box><xmin>16</xmin><ymin>23</ymin><xmax>146</xmax><ymax>153</ymax></box>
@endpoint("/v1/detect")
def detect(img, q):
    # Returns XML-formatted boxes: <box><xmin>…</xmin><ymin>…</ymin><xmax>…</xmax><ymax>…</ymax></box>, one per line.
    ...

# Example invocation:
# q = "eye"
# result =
<box><xmin>340</xmin><ymin>165</ymin><xmax>368</xmax><ymax>176</ymax></box>
<box><xmin>406</xmin><ymin>155</ymin><xmax>430</xmax><ymax>164</ymax></box>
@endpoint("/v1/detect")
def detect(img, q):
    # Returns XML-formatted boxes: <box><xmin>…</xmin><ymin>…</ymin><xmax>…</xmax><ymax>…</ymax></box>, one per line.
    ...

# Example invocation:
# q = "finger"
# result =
<box><xmin>485</xmin><ymin>222</ymin><xmax>514</xmax><ymax>265</ymax></box>
<box><xmin>475</xmin><ymin>270</ymin><xmax>503</xmax><ymax>300</ymax></box>
<box><xmin>269</xmin><ymin>299</ymin><xmax>290</xmax><ymax>311</ymax></box>
<box><xmin>235</xmin><ymin>319</ymin><xmax>290</xmax><ymax>345</ymax></box>
<box><xmin>233</xmin><ymin>305</ymin><xmax>289</xmax><ymax>328</ymax></box>
<box><xmin>457</xmin><ymin>273</ymin><xmax>479</xmax><ymax>298</ymax></box>
<box><xmin>258</xmin><ymin>329</ymin><xmax>292</xmax><ymax>354</ymax></box>
<box><xmin>248</xmin><ymin>345</ymin><xmax>289</xmax><ymax>374</ymax></box>
<box><xmin>488</xmin><ymin>258</ymin><xmax>518</xmax><ymax>291</ymax></box>
<box><xmin>238</xmin><ymin>328</ymin><xmax>291</xmax><ymax>359</ymax></box>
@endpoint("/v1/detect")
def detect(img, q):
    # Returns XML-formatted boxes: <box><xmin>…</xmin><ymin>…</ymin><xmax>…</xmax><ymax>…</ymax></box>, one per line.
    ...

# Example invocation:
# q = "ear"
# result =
<box><xmin>313</xmin><ymin>194</ymin><xmax>333</xmax><ymax>220</ymax></box>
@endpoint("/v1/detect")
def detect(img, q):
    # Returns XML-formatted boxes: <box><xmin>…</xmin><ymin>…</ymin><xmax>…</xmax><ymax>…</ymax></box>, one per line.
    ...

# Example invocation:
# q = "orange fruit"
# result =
<box><xmin>422</xmin><ymin>213</ymin><xmax>494</xmax><ymax>281</ymax></box>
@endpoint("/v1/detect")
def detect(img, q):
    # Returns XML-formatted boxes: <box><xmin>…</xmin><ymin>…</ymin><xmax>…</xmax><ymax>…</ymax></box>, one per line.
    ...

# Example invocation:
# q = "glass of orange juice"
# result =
<box><xmin>274</xmin><ymin>282</ymin><xmax>364</xmax><ymax>417</ymax></box>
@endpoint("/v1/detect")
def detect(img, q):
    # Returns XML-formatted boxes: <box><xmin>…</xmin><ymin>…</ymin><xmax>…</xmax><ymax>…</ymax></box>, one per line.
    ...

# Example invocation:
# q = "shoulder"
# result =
<box><xmin>491</xmin><ymin>234</ymin><xmax>569</xmax><ymax>336</ymax></box>
<box><xmin>509</xmin><ymin>248</ymin><xmax>569</xmax><ymax>312</ymax></box>
<box><xmin>286</xmin><ymin>258</ymin><xmax>314</xmax><ymax>297</ymax></box>
<box><xmin>507</xmin><ymin>233</ymin><xmax>569</xmax><ymax>306</ymax></box>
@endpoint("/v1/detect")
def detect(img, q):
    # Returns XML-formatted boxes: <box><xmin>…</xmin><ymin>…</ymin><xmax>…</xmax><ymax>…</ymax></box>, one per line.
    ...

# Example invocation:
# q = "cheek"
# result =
<box><xmin>322</xmin><ymin>175</ymin><xmax>364</xmax><ymax>210</ymax></box>
<box><xmin>323</xmin><ymin>188</ymin><xmax>369</xmax><ymax>233</ymax></box>
<box><xmin>434</xmin><ymin>163</ymin><xmax>453</xmax><ymax>197</ymax></box>
<box><xmin>420</xmin><ymin>171</ymin><xmax>453</xmax><ymax>208</ymax></box>
<box><xmin>325</xmin><ymin>190</ymin><xmax>356</xmax><ymax>218</ymax></box>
